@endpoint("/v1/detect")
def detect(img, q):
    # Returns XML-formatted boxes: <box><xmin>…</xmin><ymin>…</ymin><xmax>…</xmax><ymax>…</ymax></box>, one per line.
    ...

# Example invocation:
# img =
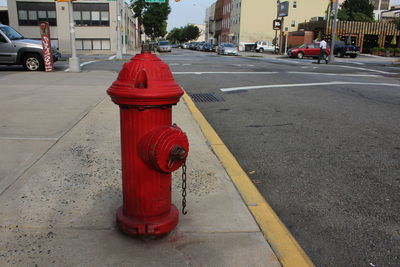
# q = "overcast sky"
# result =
<box><xmin>167</xmin><ymin>0</ymin><xmax>215</xmax><ymax>31</ymax></box>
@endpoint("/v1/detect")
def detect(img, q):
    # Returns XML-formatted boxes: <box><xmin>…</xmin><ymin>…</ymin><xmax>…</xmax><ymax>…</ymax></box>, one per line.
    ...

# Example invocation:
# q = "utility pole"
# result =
<box><xmin>116</xmin><ymin>0</ymin><xmax>123</xmax><ymax>59</ymax></box>
<box><xmin>328</xmin><ymin>0</ymin><xmax>338</xmax><ymax>64</ymax></box>
<box><xmin>274</xmin><ymin>0</ymin><xmax>280</xmax><ymax>54</ymax></box>
<box><xmin>122</xmin><ymin>0</ymin><xmax>127</xmax><ymax>54</ymax></box>
<box><xmin>67</xmin><ymin>0</ymin><xmax>80</xmax><ymax>72</ymax></box>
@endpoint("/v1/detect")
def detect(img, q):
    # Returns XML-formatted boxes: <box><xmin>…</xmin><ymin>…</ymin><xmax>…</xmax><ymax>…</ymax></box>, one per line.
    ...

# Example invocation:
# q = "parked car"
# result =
<box><xmin>156</xmin><ymin>40</ymin><xmax>171</xmax><ymax>52</ymax></box>
<box><xmin>217</xmin><ymin>43</ymin><xmax>238</xmax><ymax>55</ymax></box>
<box><xmin>202</xmin><ymin>43</ymin><xmax>214</xmax><ymax>52</ymax></box>
<box><xmin>287</xmin><ymin>43</ymin><xmax>330</xmax><ymax>59</ymax></box>
<box><xmin>255</xmin><ymin>40</ymin><xmax>275</xmax><ymax>52</ymax></box>
<box><xmin>0</xmin><ymin>24</ymin><xmax>61</xmax><ymax>71</ymax></box>
<box><xmin>181</xmin><ymin>43</ymin><xmax>189</xmax><ymax>49</ymax></box>
<box><xmin>334</xmin><ymin>41</ymin><xmax>359</xmax><ymax>58</ymax></box>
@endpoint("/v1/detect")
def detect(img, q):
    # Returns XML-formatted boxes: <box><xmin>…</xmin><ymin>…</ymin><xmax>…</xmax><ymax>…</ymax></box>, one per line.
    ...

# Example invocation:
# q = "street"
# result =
<box><xmin>163</xmin><ymin>49</ymin><xmax>400</xmax><ymax>266</ymax></box>
<box><xmin>1</xmin><ymin>49</ymin><xmax>400</xmax><ymax>266</ymax></box>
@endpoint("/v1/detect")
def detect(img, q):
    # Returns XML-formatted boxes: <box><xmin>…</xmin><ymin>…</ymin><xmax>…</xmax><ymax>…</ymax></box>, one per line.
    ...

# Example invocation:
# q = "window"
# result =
<box><xmin>291</xmin><ymin>20</ymin><xmax>296</xmax><ymax>27</ymax></box>
<box><xmin>17</xmin><ymin>2</ymin><xmax>57</xmax><ymax>26</ymax></box>
<box><xmin>75</xmin><ymin>39</ymin><xmax>111</xmax><ymax>50</ymax></box>
<box><xmin>73</xmin><ymin>3</ymin><xmax>109</xmax><ymax>26</ymax></box>
<box><xmin>293</xmin><ymin>0</ymin><xmax>297</xmax><ymax>8</ymax></box>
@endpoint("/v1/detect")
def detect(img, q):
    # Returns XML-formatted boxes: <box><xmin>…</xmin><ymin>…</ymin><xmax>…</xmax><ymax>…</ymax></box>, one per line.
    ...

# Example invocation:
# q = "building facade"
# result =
<box><xmin>204</xmin><ymin>2</ymin><xmax>216</xmax><ymax>44</ymax></box>
<box><xmin>7</xmin><ymin>0</ymin><xmax>137</xmax><ymax>54</ymax></box>
<box><xmin>206</xmin><ymin>0</ymin><xmax>329</xmax><ymax>47</ymax></box>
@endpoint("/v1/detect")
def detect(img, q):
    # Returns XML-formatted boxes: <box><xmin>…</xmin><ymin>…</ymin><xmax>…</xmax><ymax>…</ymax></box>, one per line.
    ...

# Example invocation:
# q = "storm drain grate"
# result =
<box><xmin>190</xmin><ymin>93</ymin><xmax>224</xmax><ymax>103</ymax></box>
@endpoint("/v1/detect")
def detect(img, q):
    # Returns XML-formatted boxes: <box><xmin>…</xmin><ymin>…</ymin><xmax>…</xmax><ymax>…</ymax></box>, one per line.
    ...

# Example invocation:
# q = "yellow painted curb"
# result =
<box><xmin>182</xmin><ymin>92</ymin><xmax>314</xmax><ymax>267</ymax></box>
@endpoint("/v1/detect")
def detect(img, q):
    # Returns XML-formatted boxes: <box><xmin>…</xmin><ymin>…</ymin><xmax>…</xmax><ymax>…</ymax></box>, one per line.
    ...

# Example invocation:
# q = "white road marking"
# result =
<box><xmin>108</xmin><ymin>55</ymin><xmax>116</xmax><ymax>60</ymax></box>
<box><xmin>169</xmin><ymin>63</ymin><xmax>180</xmax><ymax>66</ymax></box>
<box><xmin>220</xmin><ymin>81</ymin><xmax>400</xmax><ymax>92</ymax></box>
<box><xmin>339</xmin><ymin>65</ymin><xmax>396</xmax><ymax>74</ymax></box>
<box><xmin>0</xmin><ymin>136</ymin><xmax>59</xmax><ymax>141</ymax></box>
<box><xmin>65</xmin><ymin>60</ymin><xmax>97</xmax><ymax>72</ymax></box>
<box><xmin>182</xmin><ymin>63</ymin><xmax>192</xmax><ymax>66</ymax></box>
<box><xmin>172</xmin><ymin>71</ymin><xmax>278</xmax><ymax>75</ymax></box>
<box><xmin>288</xmin><ymin>71</ymin><xmax>381</xmax><ymax>77</ymax></box>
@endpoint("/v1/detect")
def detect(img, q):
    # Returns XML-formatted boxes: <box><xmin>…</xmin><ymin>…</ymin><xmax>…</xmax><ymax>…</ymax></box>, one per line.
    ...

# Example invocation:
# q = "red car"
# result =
<box><xmin>287</xmin><ymin>43</ymin><xmax>330</xmax><ymax>59</ymax></box>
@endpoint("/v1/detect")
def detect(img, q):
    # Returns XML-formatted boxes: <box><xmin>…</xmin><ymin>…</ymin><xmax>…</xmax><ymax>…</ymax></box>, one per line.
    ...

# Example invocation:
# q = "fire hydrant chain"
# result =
<box><xmin>181</xmin><ymin>162</ymin><xmax>188</xmax><ymax>215</ymax></box>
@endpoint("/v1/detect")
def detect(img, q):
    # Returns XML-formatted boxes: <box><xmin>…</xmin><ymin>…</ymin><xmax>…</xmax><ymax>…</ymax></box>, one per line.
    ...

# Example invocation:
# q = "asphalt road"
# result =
<box><xmin>160</xmin><ymin>50</ymin><xmax>400</xmax><ymax>267</ymax></box>
<box><xmin>3</xmin><ymin>50</ymin><xmax>398</xmax><ymax>266</ymax></box>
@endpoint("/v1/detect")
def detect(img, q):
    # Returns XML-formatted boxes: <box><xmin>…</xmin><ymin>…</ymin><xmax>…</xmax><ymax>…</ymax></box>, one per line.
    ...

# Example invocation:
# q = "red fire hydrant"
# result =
<box><xmin>107</xmin><ymin>51</ymin><xmax>189</xmax><ymax>236</ymax></box>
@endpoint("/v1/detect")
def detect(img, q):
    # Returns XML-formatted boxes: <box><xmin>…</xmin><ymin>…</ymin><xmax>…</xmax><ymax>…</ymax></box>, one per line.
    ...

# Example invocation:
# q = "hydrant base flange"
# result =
<box><xmin>116</xmin><ymin>205</ymin><xmax>179</xmax><ymax>236</ymax></box>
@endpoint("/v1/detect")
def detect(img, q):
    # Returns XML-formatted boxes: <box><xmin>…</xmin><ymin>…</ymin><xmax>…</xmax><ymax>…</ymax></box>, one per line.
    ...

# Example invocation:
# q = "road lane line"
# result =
<box><xmin>172</xmin><ymin>71</ymin><xmax>278</xmax><ymax>75</ymax></box>
<box><xmin>220</xmin><ymin>81</ymin><xmax>400</xmax><ymax>92</ymax></box>
<box><xmin>339</xmin><ymin>65</ymin><xmax>396</xmax><ymax>74</ymax></box>
<box><xmin>108</xmin><ymin>55</ymin><xmax>116</xmax><ymax>60</ymax></box>
<box><xmin>182</xmin><ymin>92</ymin><xmax>314</xmax><ymax>267</ymax></box>
<box><xmin>288</xmin><ymin>71</ymin><xmax>381</xmax><ymax>77</ymax></box>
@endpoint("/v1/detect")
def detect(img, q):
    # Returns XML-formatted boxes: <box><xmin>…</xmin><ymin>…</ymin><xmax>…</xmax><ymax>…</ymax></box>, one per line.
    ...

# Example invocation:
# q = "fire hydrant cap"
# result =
<box><xmin>107</xmin><ymin>52</ymin><xmax>184</xmax><ymax>106</ymax></box>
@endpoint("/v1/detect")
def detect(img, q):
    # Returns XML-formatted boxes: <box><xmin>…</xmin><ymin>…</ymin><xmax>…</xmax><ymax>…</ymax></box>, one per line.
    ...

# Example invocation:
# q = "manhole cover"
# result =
<box><xmin>190</xmin><ymin>93</ymin><xmax>224</xmax><ymax>103</ymax></box>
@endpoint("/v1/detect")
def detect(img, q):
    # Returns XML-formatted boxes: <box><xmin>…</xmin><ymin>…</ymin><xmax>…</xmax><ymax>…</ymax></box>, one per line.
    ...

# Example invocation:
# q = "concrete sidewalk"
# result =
<box><xmin>0</xmin><ymin>69</ymin><xmax>285</xmax><ymax>266</ymax></box>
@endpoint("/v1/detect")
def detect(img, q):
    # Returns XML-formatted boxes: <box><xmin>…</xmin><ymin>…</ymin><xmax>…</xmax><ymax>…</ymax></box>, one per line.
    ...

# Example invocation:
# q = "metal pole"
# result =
<box><xmin>116</xmin><ymin>0</ymin><xmax>122</xmax><ymax>59</ymax></box>
<box><xmin>68</xmin><ymin>0</ymin><xmax>80</xmax><ymax>72</ymax></box>
<box><xmin>274</xmin><ymin>0</ymin><xmax>280</xmax><ymax>54</ymax></box>
<box><xmin>122</xmin><ymin>0</ymin><xmax>127</xmax><ymax>54</ymax></box>
<box><xmin>328</xmin><ymin>0</ymin><xmax>338</xmax><ymax>64</ymax></box>
<box><xmin>284</xmin><ymin>29</ymin><xmax>288</xmax><ymax>55</ymax></box>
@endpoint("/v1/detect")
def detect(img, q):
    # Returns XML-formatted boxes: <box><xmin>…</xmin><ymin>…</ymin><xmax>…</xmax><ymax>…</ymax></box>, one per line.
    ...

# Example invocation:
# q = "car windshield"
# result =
<box><xmin>0</xmin><ymin>26</ymin><xmax>24</xmax><ymax>40</ymax></box>
<box><xmin>299</xmin><ymin>44</ymin><xmax>309</xmax><ymax>48</ymax></box>
<box><xmin>159</xmin><ymin>41</ymin><xmax>169</xmax><ymax>45</ymax></box>
<box><xmin>224</xmin><ymin>43</ymin><xmax>235</xmax><ymax>47</ymax></box>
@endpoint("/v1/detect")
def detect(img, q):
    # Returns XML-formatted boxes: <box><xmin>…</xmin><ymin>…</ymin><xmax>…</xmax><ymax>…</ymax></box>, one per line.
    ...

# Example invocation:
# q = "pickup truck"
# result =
<box><xmin>334</xmin><ymin>41</ymin><xmax>360</xmax><ymax>58</ymax></box>
<box><xmin>0</xmin><ymin>24</ymin><xmax>61</xmax><ymax>71</ymax></box>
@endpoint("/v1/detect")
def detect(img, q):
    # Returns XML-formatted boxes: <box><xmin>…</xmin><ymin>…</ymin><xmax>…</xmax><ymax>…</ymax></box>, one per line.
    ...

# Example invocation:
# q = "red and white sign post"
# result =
<box><xmin>40</xmin><ymin>22</ymin><xmax>54</xmax><ymax>72</ymax></box>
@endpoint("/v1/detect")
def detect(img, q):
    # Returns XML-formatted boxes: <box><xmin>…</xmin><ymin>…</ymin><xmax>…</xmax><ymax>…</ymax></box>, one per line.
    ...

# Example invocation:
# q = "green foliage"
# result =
<box><xmin>371</xmin><ymin>47</ymin><xmax>379</xmax><ymax>52</ymax></box>
<box><xmin>337</xmin><ymin>8</ymin><xmax>349</xmax><ymax>21</ymax></box>
<box><xmin>394</xmin><ymin>18</ymin><xmax>400</xmax><ymax>30</ymax></box>
<box><xmin>379</xmin><ymin>47</ymin><xmax>386</xmax><ymax>52</ymax></box>
<box><xmin>316</xmin><ymin>31</ymin><xmax>322</xmax><ymax>41</ymax></box>
<box><xmin>166</xmin><ymin>27</ymin><xmax>184</xmax><ymax>43</ymax></box>
<box><xmin>182</xmin><ymin>24</ymin><xmax>201</xmax><ymax>41</ymax></box>
<box><xmin>130</xmin><ymin>0</ymin><xmax>171</xmax><ymax>40</ymax></box>
<box><xmin>338</xmin><ymin>0</ymin><xmax>374</xmax><ymax>22</ymax></box>
<box><xmin>166</xmin><ymin>24</ymin><xmax>201</xmax><ymax>43</ymax></box>
<box><xmin>394</xmin><ymin>48</ymin><xmax>400</xmax><ymax>53</ymax></box>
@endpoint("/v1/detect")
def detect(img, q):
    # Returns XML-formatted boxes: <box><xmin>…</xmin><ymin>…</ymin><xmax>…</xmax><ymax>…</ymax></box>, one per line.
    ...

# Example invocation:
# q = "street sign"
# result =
<box><xmin>145</xmin><ymin>0</ymin><xmax>166</xmax><ymax>2</ymax></box>
<box><xmin>278</xmin><ymin>1</ymin><xmax>289</xmax><ymax>17</ymax></box>
<box><xmin>273</xmin><ymin>19</ymin><xmax>282</xmax><ymax>30</ymax></box>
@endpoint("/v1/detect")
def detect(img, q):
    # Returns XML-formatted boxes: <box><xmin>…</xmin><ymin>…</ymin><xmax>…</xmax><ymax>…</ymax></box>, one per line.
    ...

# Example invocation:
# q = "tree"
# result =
<box><xmin>167</xmin><ymin>27</ymin><xmax>184</xmax><ymax>44</ymax></box>
<box><xmin>338</xmin><ymin>0</ymin><xmax>374</xmax><ymax>22</ymax></box>
<box><xmin>166</xmin><ymin>24</ymin><xmax>201</xmax><ymax>44</ymax></box>
<box><xmin>131</xmin><ymin>0</ymin><xmax>171</xmax><ymax>40</ymax></box>
<box><xmin>181</xmin><ymin>24</ymin><xmax>201</xmax><ymax>42</ymax></box>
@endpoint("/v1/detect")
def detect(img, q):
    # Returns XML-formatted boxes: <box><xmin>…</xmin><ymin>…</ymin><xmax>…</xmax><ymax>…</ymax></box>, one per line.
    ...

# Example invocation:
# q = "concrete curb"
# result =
<box><xmin>182</xmin><ymin>92</ymin><xmax>315</xmax><ymax>267</ymax></box>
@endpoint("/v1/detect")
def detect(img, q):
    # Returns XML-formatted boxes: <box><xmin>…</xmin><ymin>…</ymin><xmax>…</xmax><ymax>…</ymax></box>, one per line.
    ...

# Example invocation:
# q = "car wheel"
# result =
<box><xmin>259</xmin><ymin>48</ymin><xmax>264</xmax><ymax>53</ymax></box>
<box><xmin>297</xmin><ymin>52</ymin><xmax>304</xmax><ymax>59</ymax></box>
<box><xmin>350</xmin><ymin>54</ymin><xmax>357</xmax><ymax>58</ymax></box>
<box><xmin>22</xmin><ymin>53</ymin><xmax>44</xmax><ymax>71</ymax></box>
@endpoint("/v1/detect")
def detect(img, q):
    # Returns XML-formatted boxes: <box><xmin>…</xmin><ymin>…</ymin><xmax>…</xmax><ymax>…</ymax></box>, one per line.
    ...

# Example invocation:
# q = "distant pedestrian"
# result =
<box><xmin>318</xmin><ymin>39</ymin><xmax>328</xmax><ymax>64</ymax></box>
